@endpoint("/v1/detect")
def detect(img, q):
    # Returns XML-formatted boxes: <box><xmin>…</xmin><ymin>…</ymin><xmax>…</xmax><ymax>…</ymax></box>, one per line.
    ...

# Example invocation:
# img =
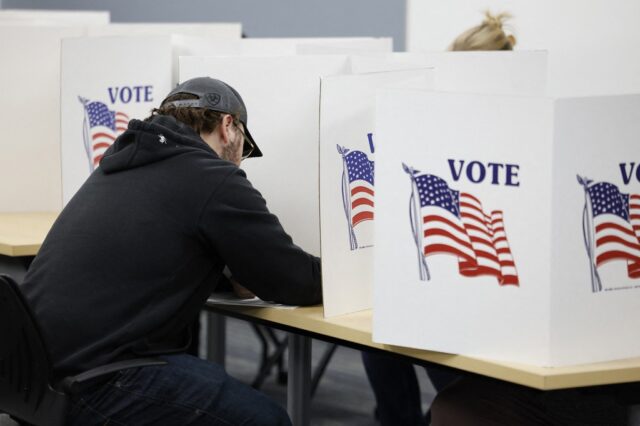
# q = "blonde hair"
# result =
<box><xmin>449</xmin><ymin>11</ymin><xmax>516</xmax><ymax>51</ymax></box>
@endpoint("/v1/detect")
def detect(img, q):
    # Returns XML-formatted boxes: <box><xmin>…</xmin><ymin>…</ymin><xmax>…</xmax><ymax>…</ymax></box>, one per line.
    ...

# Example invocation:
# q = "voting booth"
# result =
<box><xmin>0</xmin><ymin>9</ymin><xmax>109</xmax><ymax>24</ymax></box>
<box><xmin>319</xmin><ymin>69</ymin><xmax>433</xmax><ymax>317</ymax></box>
<box><xmin>87</xmin><ymin>23</ymin><xmax>242</xmax><ymax>39</ymax></box>
<box><xmin>547</xmin><ymin>45</ymin><xmax>640</xmax><ymax>96</ymax></box>
<box><xmin>349</xmin><ymin>51</ymin><xmax>547</xmax><ymax>95</ymax></box>
<box><xmin>60</xmin><ymin>36</ymin><xmax>173</xmax><ymax>204</ymax></box>
<box><xmin>315</xmin><ymin>51</ymin><xmax>547</xmax><ymax>318</ymax></box>
<box><xmin>173</xmin><ymin>37</ymin><xmax>391</xmax><ymax>58</ymax></box>
<box><xmin>0</xmin><ymin>25</ymin><xmax>85</xmax><ymax>212</ymax></box>
<box><xmin>171</xmin><ymin>36</ymin><xmax>391</xmax><ymax>85</ymax></box>
<box><xmin>86</xmin><ymin>23</ymin><xmax>243</xmax><ymax>86</ymax></box>
<box><xmin>373</xmin><ymin>89</ymin><xmax>640</xmax><ymax>366</ymax></box>
<box><xmin>180</xmin><ymin>55</ymin><xmax>351</xmax><ymax>256</ymax></box>
<box><xmin>295</xmin><ymin>38</ymin><xmax>393</xmax><ymax>55</ymax></box>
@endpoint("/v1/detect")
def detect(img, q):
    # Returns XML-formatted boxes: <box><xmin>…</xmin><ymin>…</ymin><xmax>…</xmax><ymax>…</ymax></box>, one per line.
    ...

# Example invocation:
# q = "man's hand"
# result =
<box><xmin>231</xmin><ymin>279</ymin><xmax>255</xmax><ymax>299</ymax></box>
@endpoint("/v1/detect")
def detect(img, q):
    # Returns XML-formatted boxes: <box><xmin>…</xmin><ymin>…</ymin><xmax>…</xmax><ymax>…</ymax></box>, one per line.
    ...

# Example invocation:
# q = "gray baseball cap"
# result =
<box><xmin>162</xmin><ymin>77</ymin><xmax>262</xmax><ymax>158</ymax></box>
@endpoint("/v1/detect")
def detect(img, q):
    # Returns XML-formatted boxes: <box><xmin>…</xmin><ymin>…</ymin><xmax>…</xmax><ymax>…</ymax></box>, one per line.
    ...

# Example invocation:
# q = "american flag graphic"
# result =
<box><xmin>344</xmin><ymin>150</ymin><xmax>375</xmax><ymax>227</ymax></box>
<box><xmin>584</xmin><ymin>181</ymin><xmax>640</xmax><ymax>279</ymax></box>
<box><xmin>79</xmin><ymin>97</ymin><xmax>129</xmax><ymax>170</ymax></box>
<box><xmin>406</xmin><ymin>166</ymin><xmax>519</xmax><ymax>286</ymax></box>
<box><xmin>337</xmin><ymin>144</ymin><xmax>375</xmax><ymax>250</ymax></box>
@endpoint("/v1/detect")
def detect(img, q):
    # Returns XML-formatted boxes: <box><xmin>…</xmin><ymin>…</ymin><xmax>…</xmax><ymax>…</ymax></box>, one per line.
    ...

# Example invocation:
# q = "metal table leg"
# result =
<box><xmin>311</xmin><ymin>344</ymin><xmax>338</xmax><ymax>397</ymax></box>
<box><xmin>287</xmin><ymin>333</ymin><xmax>311</xmax><ymax>426</ymax></box>
<box><xmin>251</xmin><ymin>325</ymin><xmax>289</xmax><ymax>389</ymax></box>
<box><xmin>207</xmin><ymin>312</ymin><xmax>226</xmax><ymax>367</ymax></box>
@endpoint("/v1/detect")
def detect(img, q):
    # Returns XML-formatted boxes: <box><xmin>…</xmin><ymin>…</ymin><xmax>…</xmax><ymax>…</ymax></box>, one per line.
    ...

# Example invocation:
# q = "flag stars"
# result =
<box><xmin>588</xmin><ymin>182</ymin><xmax>630</xmax><ymax>221</ymax></box>
<box><xmin>86</xmin><ymin>101</ymin><xmax>117</xmax><ymax>131</ymax></box>
<box><xmin>416</xmin><ymin>174</ymin><xmax>459</xmax><ymax>217</ymax></box>
<box><xmin>346</xmin><ymin>151</ymin><xmax>374</xmax><ymax>185</ymax></box>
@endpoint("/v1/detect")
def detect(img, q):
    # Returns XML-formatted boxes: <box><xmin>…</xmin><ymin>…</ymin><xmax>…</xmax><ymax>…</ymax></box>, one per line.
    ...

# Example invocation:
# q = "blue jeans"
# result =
<box><xmin>68</xmin><ymin>354</ymin><xmax>291</xmax><ymax>426</ymax></box>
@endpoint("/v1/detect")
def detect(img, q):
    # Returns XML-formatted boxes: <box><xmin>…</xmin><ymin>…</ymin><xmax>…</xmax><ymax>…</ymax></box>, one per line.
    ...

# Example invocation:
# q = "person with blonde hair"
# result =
<box><xmin>449</xmin><ymin>11</ymin><xmax>516</xmax><ymax>51</ymax></box>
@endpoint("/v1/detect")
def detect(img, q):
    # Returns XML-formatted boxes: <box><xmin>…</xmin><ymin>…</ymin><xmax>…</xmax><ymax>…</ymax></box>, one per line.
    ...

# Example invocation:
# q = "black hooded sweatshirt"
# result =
<box><xmin>20</xmin><ymin>115</ymin><xmax>322</xmax><ymax>379</ymax></box>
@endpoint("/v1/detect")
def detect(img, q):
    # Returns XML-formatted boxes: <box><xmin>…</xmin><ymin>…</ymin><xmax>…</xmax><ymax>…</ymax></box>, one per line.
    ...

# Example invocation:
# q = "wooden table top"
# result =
<box><xmin>0</xmin><ymin>212</ymin><xmax>58</xmax><ymax>256</ymax></box>
<box><xmin>207</xmin><ymin>303</ymin><xmax>640</xmax><ymax>391</ymax></box>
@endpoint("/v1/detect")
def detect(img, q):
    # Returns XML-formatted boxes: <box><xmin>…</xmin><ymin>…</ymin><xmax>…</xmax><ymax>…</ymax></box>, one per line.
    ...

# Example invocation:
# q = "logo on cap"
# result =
<box><xmin>205</xmin><ymin>93</ymin><xmax>221</xmax><ymax>107</ymax></box>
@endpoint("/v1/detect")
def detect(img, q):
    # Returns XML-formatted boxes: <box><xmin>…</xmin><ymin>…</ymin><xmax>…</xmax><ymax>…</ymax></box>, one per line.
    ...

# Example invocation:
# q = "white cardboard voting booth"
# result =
<box><xmin>0</xmin><ymin>9</ymin><xmax>109</xmax><ymax>24</ymax></box>
<box><xmin>60</xmin><ymin>36</ymin><xmax>172</xmax><ymax>205</ymax></box>
<box><xmin>315</xmin><ymin>51</ymin><xmax>546</xmax><ymax>318</ymax></box>
<box><xmin>87</xmin><ymin>23</ymin><xmax>242</xmax><ymax>39</ymax></box>
<box><xmin>0</xmin><ymin>25</ymin><xmax>85</xmax><ymax>212</ymax></box>
<box><xmin>319</xmin><ymin>70</ymin><xmax>434</xmax><ymax>317</ymax></box>
<box><xmin>180</xmin><ymin>55</ymin><xmax>350</xmax><ymax>256</ymax></box>
<box><xmin>427</xmin><ymin>51</ymin><xmax>547</xmax><ymax>95</ymax></box>
<box><xmin>349</xmin><ymin>52</ymin><xmax>431</xmax><ymax>73</ymax></box>
<box><xmin>170</xmin><ymin>36</ymin><xmax>390</xmax><ymax>86</ymax></box>
<box><xmin>350</xmin><ymin>51</ymin><xmax>547</xmax><ymax>95</ymax></box>
<box><xmin>172</xmin><ymin>37</ymin><xmax>392</xmax><ymax>61</ymax></box>
<box><xmin>373</xmin><ymin>89</ymin><xmax>640</xmax><ymax>366</ymax></box>
<box><xmin>173</xmin><ymin>37</ymin><xmax>391</xmax><ymax>57</ymax></box>
<box><xmin>296</xmin><ymin>38</ymin><xmax>393</xmax><ymax>55</ymax></box>
<box><xmin>547</xmin><ymin>45</ymin><xmax>640</xmax><ymax>96</ymax></box>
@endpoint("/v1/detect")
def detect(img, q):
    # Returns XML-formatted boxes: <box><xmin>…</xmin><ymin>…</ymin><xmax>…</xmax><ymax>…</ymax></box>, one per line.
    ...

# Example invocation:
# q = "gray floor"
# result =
<box><xmin>223</xmin><ymin>317</ymin><xmax>437</xmax><ymax>426</ymax></box>
<box><xmin>0</xmin><ymin>316</ymin><xmax>436</xmax><ymax>426</ymax></box>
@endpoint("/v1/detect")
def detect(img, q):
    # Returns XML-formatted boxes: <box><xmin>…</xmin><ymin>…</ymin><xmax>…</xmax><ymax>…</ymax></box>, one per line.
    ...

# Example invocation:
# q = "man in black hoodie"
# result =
<box><xmin>21</xmin><ymin>77</ymin><xmax>322</xmax><ymax>425</ymax></box>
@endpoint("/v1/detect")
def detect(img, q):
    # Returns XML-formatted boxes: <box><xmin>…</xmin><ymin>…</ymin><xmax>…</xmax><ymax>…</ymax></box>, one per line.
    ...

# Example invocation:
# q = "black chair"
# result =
<box><xmin>0</xmin><ymin>274</ymin><xmax>166</xmax><ymax>426</ymax></box>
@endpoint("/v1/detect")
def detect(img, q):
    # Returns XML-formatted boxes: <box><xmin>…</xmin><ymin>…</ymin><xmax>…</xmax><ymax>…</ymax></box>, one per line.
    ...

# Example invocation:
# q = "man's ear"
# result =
<box><xmin>218</xmin><ymin>114</ymin><xmax>234</xmax><ymax>146</ymax></box>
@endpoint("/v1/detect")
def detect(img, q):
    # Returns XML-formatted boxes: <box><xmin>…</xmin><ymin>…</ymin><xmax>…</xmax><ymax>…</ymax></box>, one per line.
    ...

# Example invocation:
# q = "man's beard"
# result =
<box><xmin>221</xmin><ymin>132</ymin><xmax>243</xmax><ymax>164</ymax></box>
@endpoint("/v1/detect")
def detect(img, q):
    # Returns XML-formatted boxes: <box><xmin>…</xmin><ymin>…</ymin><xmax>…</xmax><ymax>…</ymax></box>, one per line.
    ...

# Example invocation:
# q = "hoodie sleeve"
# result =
<box><xmin>198</xmin><ymin>169</ymin><xmax>322</xmax><ymax>306</ymax></box>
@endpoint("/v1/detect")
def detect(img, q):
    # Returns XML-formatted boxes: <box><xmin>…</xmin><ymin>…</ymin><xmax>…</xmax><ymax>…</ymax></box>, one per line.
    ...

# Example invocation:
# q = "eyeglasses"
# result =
<box><xmin>233</xmin><ymin>120</ymin><xmax>254</xmax><ymax>159</ymax></box>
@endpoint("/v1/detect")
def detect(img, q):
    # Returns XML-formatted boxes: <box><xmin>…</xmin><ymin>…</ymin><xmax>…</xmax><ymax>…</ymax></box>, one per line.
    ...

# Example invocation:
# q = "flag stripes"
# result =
<box><xmin>80</xmin><ymin>97</ymin><xmax>130</xmax><ymax>170</ymax></box>
<box><xmin>410</xmin><ymin>170</ymin><xmax>519</xmax><ymax>286</ymax></box>
<box><xmin>586</xmin><ymin>182</ymin><xmax>640</xmax><ymax>279</ymax></box>
<box><xmin>343</xmin><ymin>150</ymin><xmax>375</xmax><ymax>228</ymax></box>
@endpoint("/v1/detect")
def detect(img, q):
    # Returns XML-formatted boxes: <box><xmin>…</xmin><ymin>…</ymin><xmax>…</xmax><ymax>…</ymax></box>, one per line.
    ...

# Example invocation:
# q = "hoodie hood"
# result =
<box><xmin>100</xmin><ymin>115</ymin><xmax>217</xmax><ymax>174</ymax></box>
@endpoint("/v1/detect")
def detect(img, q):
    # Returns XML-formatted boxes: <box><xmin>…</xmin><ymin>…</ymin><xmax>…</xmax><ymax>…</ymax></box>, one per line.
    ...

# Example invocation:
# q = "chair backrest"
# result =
<box><xmin>0</xmin><ymin>274</ymin><xmax>68</xmax><ymax>426</ymax></box>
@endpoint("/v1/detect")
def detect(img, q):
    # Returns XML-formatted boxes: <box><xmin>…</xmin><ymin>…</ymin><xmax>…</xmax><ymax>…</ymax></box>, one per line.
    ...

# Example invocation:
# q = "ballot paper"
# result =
<box><xmin>207</xmin><ymin>292</ymin><xmax>298</xmax><ymax>310</ymax></box>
